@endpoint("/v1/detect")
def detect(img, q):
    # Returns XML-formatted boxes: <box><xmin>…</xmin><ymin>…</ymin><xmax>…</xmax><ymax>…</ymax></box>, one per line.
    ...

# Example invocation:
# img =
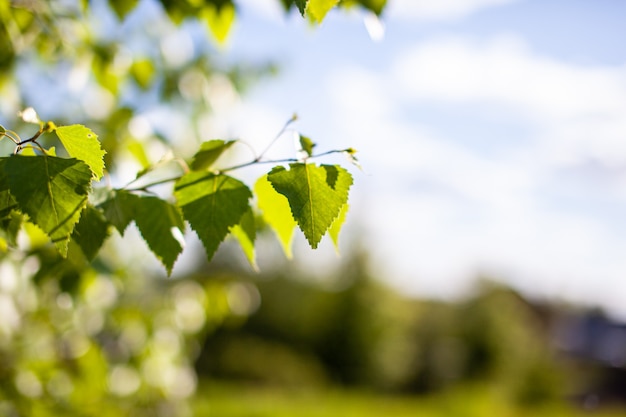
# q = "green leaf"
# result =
<box><xmin>254</xmin><ymin>173</ymin><xmax>296</xmax><ymax>258</ymax></box>
<box><xmin>268</xmin><ymin>163</ymin><xmax>352</xmax><ymax>249</ymax></box>
<box><xmin>128</xmin><ymin>193</ymin><xmax>185</xmax><ymax>275</ymax></box>
<box><xmin>4</xmin><ymin>155</ymin><xmax>92</xmax><ymax>256</ymax></box>
<box><xmin>99</xmin><ymin>190</ymin><xmax>135</xmax><ymax>234</ymax></box>
<box><xmin>307</xmin><ymin>0</ymin><xmax>340</xmax><ymax>22</ymax></box>
<box><xmin>190</xmin><ymin>140</ymin><xmax>235</xmax><ymax>171</ymax></box>
<box><xmin>201</xmin><ymin>3</ymin><xmax>236</xmax><ymax>45</ymax></box>
<box><xmin>174</xmin><ymin>172</ymin><xmax>251</xmax><ymax>261</ymax></box>
<box><xmin>108</xmin><ymin>0</ymin><xmax>140</xmax><ymax>20</ymax></box>
<box><xmin>230</xmin><ymin>208</ymin><xmax>257</xmax><ymax>271</ymax></box>
<box><xmin>55</xmin><ymin>125</ymin><xmax>106</xmax><ymax>180</ymax></box>
<box><xmin>100</xmin><ymin>191</ymin><xmax>185</xmax><ymax>274</ymax></box>
<box><xmin>299</xmin><ymin>135</ymin><xmax>316</xmax><ymax>157</ymax></box>
<box><xmin>72</xmin><ymin>205</ymin><xmax>110</xmax><ymax>261</ymax></box>
<box><xmin>328</xmin><ymin>203</ymin><xmax>348</xmax><ymax>253</ymax></box>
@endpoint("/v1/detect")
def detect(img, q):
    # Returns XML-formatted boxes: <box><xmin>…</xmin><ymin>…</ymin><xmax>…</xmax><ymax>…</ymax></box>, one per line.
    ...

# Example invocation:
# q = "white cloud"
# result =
<box><xmin>387</xmin><ymin>0</ymin><xmax>519</xmax><ymax>20</ymax></box>
<box><xmin>325</xmin><ymin>34</ymin><xmax>626</xmax><ymax>317</ymax></box>
<box><xmin>393</xmin><ymin>35</ymin><xmax>626</xmax><ymax>169</ymax></box>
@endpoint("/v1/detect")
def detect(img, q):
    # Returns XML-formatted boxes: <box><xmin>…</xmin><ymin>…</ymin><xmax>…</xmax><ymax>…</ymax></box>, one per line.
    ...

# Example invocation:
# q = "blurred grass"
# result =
<box><xmin>194</xmin><ymin>381</ymin><xmax>626</xmax><ymax>417</ymax></box>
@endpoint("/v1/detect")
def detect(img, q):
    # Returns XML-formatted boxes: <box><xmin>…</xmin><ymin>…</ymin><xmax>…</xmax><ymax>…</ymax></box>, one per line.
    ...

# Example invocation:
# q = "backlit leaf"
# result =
<box><xmin>328</xmin><ymin>203</ymin><xmax>348</xmax><ymax>253</ymax></box>
<box><xmin>4</xmin><ymin>155</ymin><xmax>92</xmax><ymax>256</ymax></box>
<box><xmin>254</xmin><ymin>173</ymin><xmax>296</xmax><ymax>258</ymax></box>
<box><xmin>55</xmin><ymin>125</ymin><xmax>106</xmax><ymax>180</ymax></box>
<box><xmin>175</xmin><ymin>172</ymin><xmax>251</xmax><ymax>261</ymax></box>
<box><xmin>268</xmin><ymin>163</ymin><xmax>352</xmax><ymax>249</ymax></box>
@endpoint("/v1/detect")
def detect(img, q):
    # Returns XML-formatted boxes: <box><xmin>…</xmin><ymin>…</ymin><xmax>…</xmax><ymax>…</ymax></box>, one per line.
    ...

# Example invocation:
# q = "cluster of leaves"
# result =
<box><xmin>0</xmin><ymin>110</ymin><xmax>357</xmax><ymax>275</ymax></box>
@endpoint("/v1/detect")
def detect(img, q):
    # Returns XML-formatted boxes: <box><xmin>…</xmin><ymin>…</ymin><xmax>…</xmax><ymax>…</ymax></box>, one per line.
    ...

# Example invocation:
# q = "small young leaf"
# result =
<box><xmin>190</xmin><ymin>140</ymin><xmax>235</xmax><ymax>171</ymax></box>
<box><xmin>230</xmin><ymin>208</ymin><xmax>257</xmax><ymax>271</ymax></box>
<box><xmin>254</xmin><ymin>174</ymin><xmax>296</xmax><ymax>258</ymax></box>
<box><xmin>299</xmin><ymin>135</ymin><xmax>316</xmax><ymax>157</ymax></box>
<box><xmin>72</xmin><ymin>204</ymin><xmax>110</xmax><ymax>261</ymax></box>
<box><xmin>4</xmin><ymin>155</ymin><xmax>92</xmax><ymax>256</ymax></box>
<box><xmin>0</xmin><ymin>125</ymin><xmax>5</xmax><ymax>135</ymax></box>
<box><xmin>175</xmin><ymin>172</ymin><xmax>251</xmax><ymax>261</ymax></box>
<box><xmin>55</xmin><ymin>125</ymin><xmax>106</xmax><ymax>180</ymax></box>
<box><xmin>268</xmin><ymin>163</ymin><xmax>352</xmax><ymax>249</ymax></box>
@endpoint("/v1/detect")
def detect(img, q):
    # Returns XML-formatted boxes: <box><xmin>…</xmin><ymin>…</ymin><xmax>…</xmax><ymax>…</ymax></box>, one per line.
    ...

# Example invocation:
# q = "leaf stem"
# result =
<box><xmin>254</xmin><ymin>114</ymin><xmax>298</xmax><ymax>163</ymax></box>
<box><xmin>122</xmin><ymin>149</ymin><xmax>352</xmax><ymax>191</ymax></box>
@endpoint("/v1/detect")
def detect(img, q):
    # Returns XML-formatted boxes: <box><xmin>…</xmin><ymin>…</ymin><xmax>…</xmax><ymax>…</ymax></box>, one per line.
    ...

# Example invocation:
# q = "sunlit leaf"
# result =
<box><xmin>255</xmin><ymin>173</ymin><xmax>296</xmax><ymax>258</ymax></box>
<box><xmin>268</xmin><ymin>163</ymin><xmax>352</xmax><ymax>249</ymax></box>
<box><xmin>175</xmin><ymin>172</ymin><xmax>251</xmax><ymax>261</ymax></box>
<box><xmin>55</xmin><ymin>125</ymin><xmax>106</xmax><ymax>180</ymax></box>
<box><xmin>4</xmin><ymin>155</ymin><xmax>92</xmax><ymax>256</ymax></box>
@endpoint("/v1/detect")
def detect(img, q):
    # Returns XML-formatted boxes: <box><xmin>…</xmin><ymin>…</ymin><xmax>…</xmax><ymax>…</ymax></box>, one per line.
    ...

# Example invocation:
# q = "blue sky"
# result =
<box><xmin>213</xmin><ymin>0</ymin><xmax>626</xmax><ymax>318</ymax></box>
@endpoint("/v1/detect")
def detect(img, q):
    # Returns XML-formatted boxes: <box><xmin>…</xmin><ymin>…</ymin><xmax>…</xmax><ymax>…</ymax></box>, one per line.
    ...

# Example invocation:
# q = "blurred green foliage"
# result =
<box><xmin>198</xmin><ymin>252</ymin><xmax>568</xmax><ymax>407</ymax></box>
